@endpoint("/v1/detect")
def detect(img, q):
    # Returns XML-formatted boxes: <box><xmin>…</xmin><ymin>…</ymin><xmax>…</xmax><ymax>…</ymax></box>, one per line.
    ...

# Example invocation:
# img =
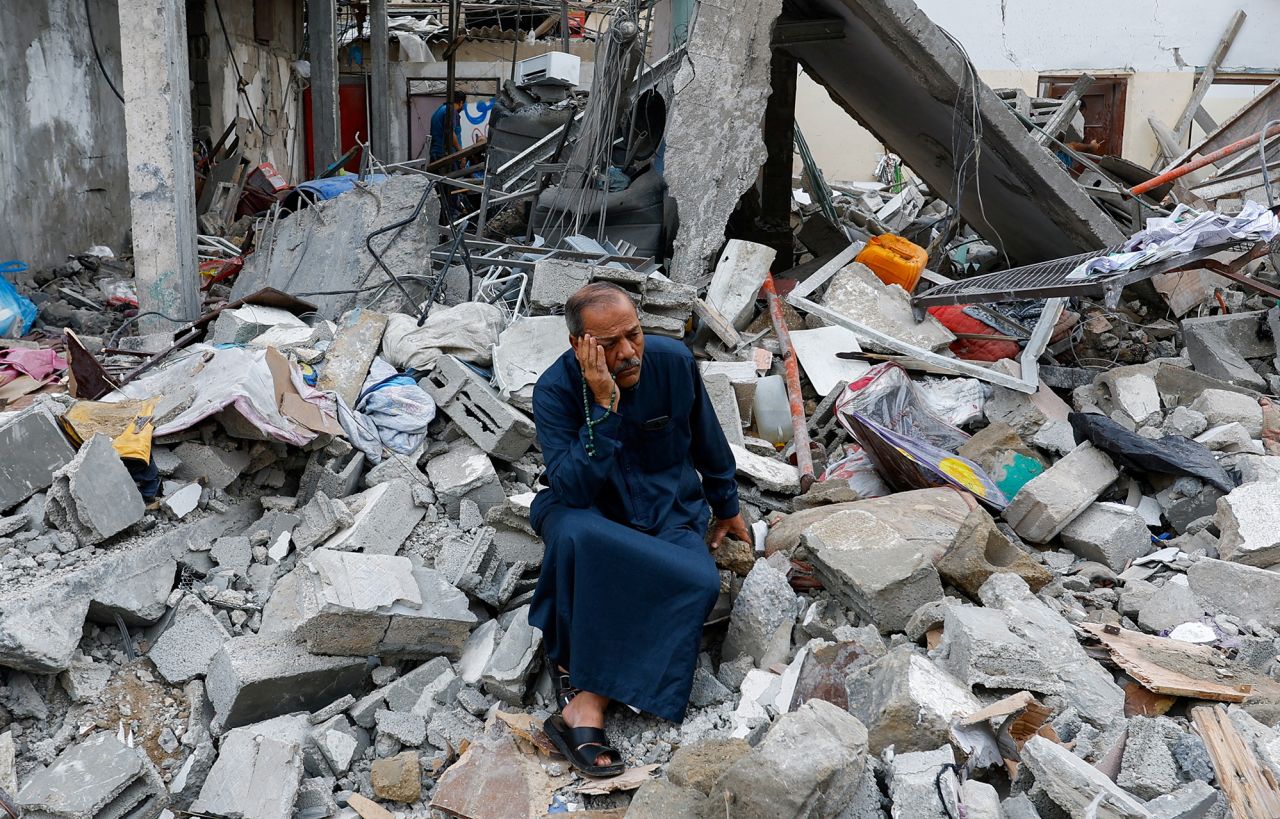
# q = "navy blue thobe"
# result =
<box><xmin>528</xmin><ymin>334</ymin><xmax>739</xmax><ymax>722</ymax></box>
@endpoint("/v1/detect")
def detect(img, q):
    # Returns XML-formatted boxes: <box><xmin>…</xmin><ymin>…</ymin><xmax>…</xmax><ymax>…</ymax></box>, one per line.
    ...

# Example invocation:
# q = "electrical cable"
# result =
<box><xmin>365</xmin><ymin>180</ymin><xmax>441</xmax><ymax>319</ymax></box>
<box><xmin>212</xmin><ymin>0</ymin><xmax>275</xmax><ymax>136</ymax></box>
<box><xmin>108</xmin><ymin>310</ymin><xmax>193</xmax><ymax>349</ymax></box>
<box><xmin>84</xmin><ymin>0</ymin><xmax>125</xmax><ymax>104</ymax></box>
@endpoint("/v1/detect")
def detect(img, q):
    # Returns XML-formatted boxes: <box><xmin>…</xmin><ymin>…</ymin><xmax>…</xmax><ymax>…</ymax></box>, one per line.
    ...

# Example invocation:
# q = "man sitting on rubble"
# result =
<box><xmin>529</xmin><ymin>282</ymin><xmax>749</xmax><ymax>777</ymax></box>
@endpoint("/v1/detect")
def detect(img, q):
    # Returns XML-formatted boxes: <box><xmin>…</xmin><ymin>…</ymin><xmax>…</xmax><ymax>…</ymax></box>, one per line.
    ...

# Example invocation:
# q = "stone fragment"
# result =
<box><xmin>309</xmin><ymin>695</ymin><xmax>357</xmax><ymax>725</ymax></box>
<box><xmin>704</xmin><ymin>373</ymin><xmax>745</xmax><ymax>446</ymax></box>
<box><xmin>846</xmin><ymin>645</ymin><xmax>979</xmax><ymax>754</ymax></box>
<box><xmin>1004</xmin><ymin>442</ymin><xmax>1119</xmax><ymax>543</ymax></box>
<box><xmin>823</xmin><ymin>262</ymin><xmax>955</xmax><ymax>351</ymax></box>
<box><xmin>1187</xmin><ymin>558</ymin><xmax>1280</xmax><ymax>630</ymax></box>
<box><xmin>1195</xmin><ymin>422</ymin><xmax>1262</xmax><ymax>454</ymax></box>
<box><xmin>382</xmin><ymin>657</ymin><xmax>453</xmax><ymax>713</ymax></box>
<box><xmin>59</xmin><ymin>653</ymin><xmax>112</xmax><ymax>703</ymax></box>
<box><xmin>44</xmin><ymin>434</ymin><xmax>146</xmax><ymax>546</ymax></box>
<box><xmin>1190</xmin><ymin>389</ymin><xmax>1263</xmax><ymax>437</ymax></box>
<box><xmin>491</xmin><ymin>316</ymin><xmax>569</xmax><ymax>412</ymax></box>
<box><xmin>1144</xmin><ymin>781</ymin><xmax>1218</xmax><ymax>819</ymax></box>
<box><xmin>979</xmin><ymin>574</ymin><xmax>1124</xmax><ymax>727</ymax></box>
<box><xmin>804</xmin><ymin>510</ymin><xmax>943</xmax><ymax>634</ymax></box>
<box><xmin>429</xmin><ymin>731</ymin><xmax>549</xmax><ymax>818</ymax></box>
<box><xmin>205</xmin><ymin>633</ymin><xmax>366</xmax><ymax>732</ymax></box>
<box><xmin>1235</xmin><ymin>454</ymin><xmax>1280</xmax><ymax>485</ymax></box>
<box><xmin>625</xmin><ymin>779</ymin><xmax>707</xmax><ymax>818</ymax></box>
<box><xmin>1118</xmin><ymin>716</ymin><xmax>1181</xmax><ymax>801</ymax></box>
<box><xmin>723</xmin><ymin>559</ymin><xmax>795</xmax><ymax>666</ymax></box>
<box><xmin>936</xmin><ymin>506</ymin><xmax>1051</xmax><ymax>597</ymax></box>
<box><xmin>16</xmin><ymin>731</ymin><xmax>167</xmax><ymax>819</ymax></box>
<box><xmin>375</xmin><ymin>709</ymin><xmax>426</xmax><ymax>747</ymax></box>
<box><xmin>1163</xmin><ymin>406</ymin><xmax>1208</xmax><ymax>438</ymax></box>
<box><xmin>706</xmin><ymin>240</ymin><xmax>774</xmax><ymax>329</ymax></box>
<box><xmin>371</xmin><ymin>750</ymin><xmax>421</xmax><ymax>803</ymax></box>
<box><xmin>435</xmin><ymin>528</ymin><xmax>524</xmax><ymax>608</ymax></box>
<box><xmin>86</xmin><ymin>539</ymin><xmax>178</xmax><ymax>625</ymax></box>
<box><xmin>192</xmin><ymin>715</ymin><xmax>307</xmax><ymax>819</ymax></box>
<box><xmin>1137</xmin><ymin>578</ymin><xmax>1204</xmax><ymax>633</ymax></box>
<box><xmin>315</xmin><ymin>722</ymin><xmax>359</xmax><ymax>775</ymax></box>
<box><xmin>147</xmin><ymin>591</ymin><xmax>232</xmax><ymax>685</ymax></box>
<box><xmin>211</xmin><ymin>536</ymin><xmax>252</xmax><ymax>576</ymax></box>
<box><xmin>425</xmin><ymin>443</ymin><xmax>505</xmax><ymax>516</ymax></box>
<box><xmin>425</xmin><ymin>706</ymin><xmax>484</xmax><ymax>751</ymax></box>
<box><xmin>730</xmin><ymin>444</ymin><xmax>801</xmax><ymax>494</ymax></box>
<box><xmin>666</xmin><ymin>738</ymin><xmax>751</xmax><ymax>795</ymax></box>
<box><xmin>481</xmin><ymin>605</ymin><xmax>542</xmax><ymax>705</ymax></box>
<box><xmin>4</xmin><ymin>671</ymin><xmax>48</xmax><ymax>719</ymax></box>
<box><xmin>530</xmin><ymin>257</ymin><xmax>594</xmax><ymax>311</ymax></box>
<box><xmin>939</xmin><ymin>605</ymin><xmax>1058</xmax><ymax>693</ymax></box>
<box><xmin>272</xmin><ymin>549</ymin><xmax>476</xmax><ymax>658</ymax></box>
<box><xmin>1215</xmin><ymin>481</ymin><xmax>1280</xmax><ymax>567</ymax></box>
<box><xmin>421</xmin><ymin>355</ymin><xmax>536</xmax><ymax>461</ymax></box>
<box><xmin>212</xmin><ymin>304</ymin><xmax>308</xmax><ymax>344</ymax></box>
<box><xmin>1100</xmin><ymin>366</ymin><xmax>1161</xmax><ymax>425</ymax></box>
<box><xmin>0</xmin><ymin>404</ymin><xmax>77</xmax><ymax>512</ymax></box>
<box><xmin>1021</xmin><ymin>734</ymin><xmax>1149</xmax><ymax>818</ymax></box>
<box><xmin>164</xmin><ymin>482</ymin><xmax>202</xmax><ymax>518</ymax></box>
<box><xmin>292</xmin><ymin>492</ymin><xmax>350</xmax><ymax>552</ymax></box>
<box><xmin>457</xmin><ymin>619</ymin><xmax>502</xmax><ymax>685</ymax></box>
<box><xmin>324</xmin><ymin>480</ymin><xmax>425</xmax><ymax>556</ymax></box>
<box><xmin>888</xmin><ymin>746</ymin><xmax>955</xmax><ymax>819</ymax></box>
<box><xmin>714</xmin><ymin>699</ymin><xmax>869</xmax><ymax>819</ymax></box>
<box><xmin>1182</xmin><ymin>312</ymin><xmax>1270</xmax><ymax>390</ymax></box>
<box><xmin>1060</xmin><ymin>501</ymin><xmax>1153</xmax><ymax>572</ymax></box>
<box><xmin>0</xmin><ymin>731</ymin><xmax>14</xmax><ymax>795</ymax></box>
<box><xmin>174</xmin><ymin>441</ymin><xmax>251</xmax><ymax>490</ymax></box>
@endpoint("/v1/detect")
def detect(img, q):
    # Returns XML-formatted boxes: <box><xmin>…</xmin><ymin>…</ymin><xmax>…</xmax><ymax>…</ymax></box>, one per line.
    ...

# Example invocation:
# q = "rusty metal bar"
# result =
<box><xmin>762</xmin><ymin>273</ymin><xmax>815</xmax><ymax>493</ymax></box>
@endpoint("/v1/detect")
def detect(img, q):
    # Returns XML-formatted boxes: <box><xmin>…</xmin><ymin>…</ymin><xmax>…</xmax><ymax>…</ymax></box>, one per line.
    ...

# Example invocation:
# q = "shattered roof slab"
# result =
<box><xmin>781</xmin><ymin>0</ymin><xmax>1126</xmax><ymax>263</ymax></box>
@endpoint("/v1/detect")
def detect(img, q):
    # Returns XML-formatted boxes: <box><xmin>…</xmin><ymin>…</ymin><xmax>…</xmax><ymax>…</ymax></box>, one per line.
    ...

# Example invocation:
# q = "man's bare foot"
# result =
<box><xmin>561</xmin><ymin>689</ymin><xmax>615</xmax><ymax>768</ymax></box>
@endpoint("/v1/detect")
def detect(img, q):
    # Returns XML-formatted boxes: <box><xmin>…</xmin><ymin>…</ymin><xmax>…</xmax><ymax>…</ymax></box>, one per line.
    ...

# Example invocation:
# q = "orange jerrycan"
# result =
<box><xmin>855</xmin><ymin>234</ymin><xmax>928</xmax><ymax>293</ymax></box>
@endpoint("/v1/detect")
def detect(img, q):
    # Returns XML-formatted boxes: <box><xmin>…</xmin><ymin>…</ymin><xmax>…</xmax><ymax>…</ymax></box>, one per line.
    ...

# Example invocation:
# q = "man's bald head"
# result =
<box><xmin>565</xmin><ymin>282</ymin><xmax>635</xmax><ymax>337</ymax></box>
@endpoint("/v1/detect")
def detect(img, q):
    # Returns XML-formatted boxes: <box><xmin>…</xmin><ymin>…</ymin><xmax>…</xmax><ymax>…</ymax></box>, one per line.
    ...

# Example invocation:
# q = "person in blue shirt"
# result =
<box><xmin>429</xmin><ymin>94</ymin><xmax>467</xmax><ymax>163</ymax></box>
<box><xmin>529</xmin><ymin>282</ymin><xmax>749</xmax><ymax>777</ymax></box>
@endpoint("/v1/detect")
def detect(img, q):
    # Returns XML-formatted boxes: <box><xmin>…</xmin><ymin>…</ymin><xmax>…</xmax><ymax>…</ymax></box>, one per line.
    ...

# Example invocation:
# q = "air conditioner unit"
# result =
<box><xmin>515</xmin><ymin>52</ymin><xmax>581</xmax><ymax>88</ymax></box>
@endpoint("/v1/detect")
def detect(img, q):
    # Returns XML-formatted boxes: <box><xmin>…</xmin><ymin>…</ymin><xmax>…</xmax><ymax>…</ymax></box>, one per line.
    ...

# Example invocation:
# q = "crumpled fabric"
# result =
<box><xmin>1074</xmin><ymin>201</ymin><xmax>1280</xmax><ymax>279</ymax></box>
<box><xmin>0</xmin><ymin>347</ymin><xmax>66</xmax><ymax>386</ymax></box>
<box><xmin>381</xmin><ymin>302</ymin><xmax>505</xmax><ymax>371</ymax></box>
<box><xmin>354</xmin><ymin>357</ymin><xmax>436</xmax><ymax>457</ymax></box>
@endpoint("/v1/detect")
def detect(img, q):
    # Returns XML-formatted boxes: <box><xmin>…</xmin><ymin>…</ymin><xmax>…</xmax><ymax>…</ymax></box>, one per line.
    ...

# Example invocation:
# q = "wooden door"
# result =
<box><xmin>1042</xmin><ymin>76</ymin><xmax>1128</xmax><ymax>156</ymax></box>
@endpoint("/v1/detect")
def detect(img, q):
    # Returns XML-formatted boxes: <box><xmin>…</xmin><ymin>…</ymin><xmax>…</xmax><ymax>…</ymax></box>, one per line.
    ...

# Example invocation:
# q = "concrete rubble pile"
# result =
<box><xmin>7</xmin><ymin>4</ymin><xmax>1280</xmax><ymax>819</ymax></box>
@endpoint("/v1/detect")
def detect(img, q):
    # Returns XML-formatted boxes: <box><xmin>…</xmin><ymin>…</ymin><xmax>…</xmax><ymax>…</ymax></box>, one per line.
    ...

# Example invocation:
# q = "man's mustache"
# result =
<box><xmin>612</xmin><ymin>358</ymin><xmax>642</xmax><ymax>375</ymax></box>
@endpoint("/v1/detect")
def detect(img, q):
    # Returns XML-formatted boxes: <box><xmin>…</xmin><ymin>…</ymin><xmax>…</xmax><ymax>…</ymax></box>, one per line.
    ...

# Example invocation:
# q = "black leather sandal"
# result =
<box><xmin>542</xmin><ymin>714</ymin><xmax>625</xmax><ymax>778</ymax></box>
<box><xmin>546</xmin><ymin>651</ymin><xmax>579</xmax><ymax>711</ymax></box>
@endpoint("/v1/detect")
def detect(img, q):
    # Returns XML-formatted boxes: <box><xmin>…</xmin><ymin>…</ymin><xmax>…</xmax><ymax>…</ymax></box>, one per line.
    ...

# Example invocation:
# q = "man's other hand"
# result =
<box><xmin>708</xmin><ymin>514</ymin><xmax>750</xmax><ymax>551</ymax></box>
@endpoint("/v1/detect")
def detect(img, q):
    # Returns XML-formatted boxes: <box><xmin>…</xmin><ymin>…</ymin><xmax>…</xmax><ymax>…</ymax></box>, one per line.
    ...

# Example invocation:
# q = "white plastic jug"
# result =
<box><xmin>753</xmin><ymin>375</ymin><xmax>793</xmax><ymax>445</ymax></box>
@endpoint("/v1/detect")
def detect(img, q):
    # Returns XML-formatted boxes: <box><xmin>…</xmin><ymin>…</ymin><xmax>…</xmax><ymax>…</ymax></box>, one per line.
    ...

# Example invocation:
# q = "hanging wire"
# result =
<box><xmin>84</xmin><ymin>0</ymin><xmax>125</xmax><ymax>104</ymax></box>
<box><xmin>212</xmin><ymin>0</ymin><xmax>275</xmax><ymax>136</ymax></box>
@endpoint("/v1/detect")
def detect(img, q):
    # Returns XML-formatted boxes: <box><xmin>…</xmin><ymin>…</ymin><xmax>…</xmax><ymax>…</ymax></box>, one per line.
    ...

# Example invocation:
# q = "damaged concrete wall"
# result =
<box><xmin>663</xmin><ymin>0</ymin><xmax>784</xmax><ymax>285</ymax></box>
<box><xmin>0</xmin><ymin>0</ymin><xmax>130</xmax><ymax>269</ymax></box>
<box><xmin>199</xmin><ymin>0</ymin><xmax>305</xmax><ymax>181</ymax></box>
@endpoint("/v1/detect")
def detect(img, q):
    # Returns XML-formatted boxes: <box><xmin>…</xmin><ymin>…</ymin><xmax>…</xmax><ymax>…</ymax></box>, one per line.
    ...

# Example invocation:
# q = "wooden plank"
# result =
<box><xmin>1035</xmin><ymin>74</ymin><xmax>1093</xmax><ymax>146</ymax></box>
<box><xmin>692</xmin><ymin>298</ymin><xmax>744</xmax><ymax>349</ymax></box>
<box><xmin>1162</xmin><ymin>77</ymin><xmax>1280</xmax><ymax>173</ymax></box>
<box><xmin>1168</xmin><ymin>10</ymin><xmax>1247</xmax><ymax>152</ymax></box>
<box><xmin>1081</xmin><ymin>623</ymin><xmax>1256</xmax><ymax>702</ymax></box>
<box><xmin>1194</xmin><ymin>104</ymin><xmax>1219</xmax><ymax>136</ymax></box>
<box><xmin>1191</xmin><ymin>703</ymin><xmax>1280</xmax><ymax>819</ymax></box>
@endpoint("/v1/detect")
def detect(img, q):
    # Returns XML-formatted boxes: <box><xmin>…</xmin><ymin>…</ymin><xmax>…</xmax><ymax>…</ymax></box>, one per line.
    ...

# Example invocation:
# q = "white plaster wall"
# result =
<box><xmin>796</xmin><ymin>0</ymin><xmax>1276</xmax><ymax>182</ymax></box>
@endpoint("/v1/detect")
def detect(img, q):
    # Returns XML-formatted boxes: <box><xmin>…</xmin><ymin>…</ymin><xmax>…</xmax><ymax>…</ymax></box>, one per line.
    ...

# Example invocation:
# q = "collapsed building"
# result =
<box><xmin>3</xmin><ymin>0</ymin><xmax>1280</xmax><ymax>817</ymax></box>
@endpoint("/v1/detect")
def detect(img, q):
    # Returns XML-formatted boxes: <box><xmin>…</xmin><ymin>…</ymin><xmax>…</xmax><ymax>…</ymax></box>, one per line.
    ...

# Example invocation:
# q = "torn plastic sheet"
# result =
<box><xmin>354</xmin><ymin>357</ymin><xmax>436</xmax><ymax>457</ymax></box>
<box><xmin>835</xmin><ymin>362</ymin><xmax>971</xmax><ymax>452</ymax></box>
<box><xmin>105</xmin><ymin>344</ymin><xmax>334</xmax><ymax>446</ymax></box>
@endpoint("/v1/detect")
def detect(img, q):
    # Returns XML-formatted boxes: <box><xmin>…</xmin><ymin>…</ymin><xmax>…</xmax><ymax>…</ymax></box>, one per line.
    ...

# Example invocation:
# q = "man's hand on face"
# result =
<box><xmin>708</xmin><ymin>514</ymin><xmax>751</xmax><ymax>551</ymax></box>
<box><xmin>574</xmin><ymin>334</ymin><xmax>620</xmax><ymax>413</ymax></box>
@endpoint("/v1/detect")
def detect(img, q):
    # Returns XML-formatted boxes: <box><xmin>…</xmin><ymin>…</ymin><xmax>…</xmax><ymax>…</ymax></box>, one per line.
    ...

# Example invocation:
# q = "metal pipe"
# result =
<box><xmin>762</xmin><ymin>272</ymin><xmax>815</xmax><ymax>492</ymax></box>
<box><xmin>1131</xmin><ymin>120</ymin><xmax>1280</xmax><ymax>197</ymax></box>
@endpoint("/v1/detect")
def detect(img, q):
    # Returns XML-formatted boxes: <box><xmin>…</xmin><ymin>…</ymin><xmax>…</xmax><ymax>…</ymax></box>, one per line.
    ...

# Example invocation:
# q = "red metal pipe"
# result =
<box><xmin>762</xmin><ymin>273</ymin><xmax>815</xmax><ymax>493</ymax></box>
<box><xmin>1131</xmin><ymin>121</ymin><xmax>1280</xmax><ymax>197</ymax></box>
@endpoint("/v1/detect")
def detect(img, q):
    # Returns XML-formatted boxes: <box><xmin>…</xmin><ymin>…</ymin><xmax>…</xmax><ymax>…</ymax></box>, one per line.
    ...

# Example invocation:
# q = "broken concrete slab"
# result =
<box><xmin>804</xmin><ymin>509</ymin><xmax>944</xmax><ymax>634</ymax></box>
<box><xmin>317</xmin><ymin>308</ymin><xmax>389</xmax><ymax>407</ymax></box>
<box><xmin>16</xmin><ymin>731</ymin><xmax>167</xmax><ymax>819</ymax></box>
<box><xmin>174</xmin><ymin>442</ymin><xmax>251</xmax><ymax>491</ymax></box>
<box><xmin>939</xmin><ymin>605</ymin><xmax>1059</xmax><ymax>694</ymax></box>
<box><xmin>1187</xmin><ymin>557</ymin><xmax>1280</xmax><ymax>630</ymax></box>
<box><xmin>421</xmin><ymin>355</ymin><xmax>536</xmax><ymax>461</ymax></box>
<box><xmin>888</xmin><ymin>746</ymin><xmax>956</xmax><ymax>819</ymax></box>
<box><xmin>846</xmin><ymin>645</ymin><xmax>979</xmax><ymax>754</ymax></box>
<box><xmin>205</xmin><ymin>633</ymin><xmax>367</xmax><ymax>732</ymax></box>
<box><xmin>270</xmin><ymin>549</ymin><xmax>476</xmax><ymax>658</ymax></box>
<box><xmin>1215</xmin><ymin>481</ymin><xmax>1280</xmax><ymax>567</ymax></box>
<box><xmin>44</xmin><ymin>433</ymin><xmax>146</xmax><ymax>546</ymax></box>
<box><xmin>1183</xmin><ymin>315</ymin><xmax>1268</xmax><ymax>390</ymax></box>
<box><xmin>375</xmin><ymin>708</ymin><xmax>426</xmax><ymax>747</ymax></box>
<box><xmin>491</xmin><ymin>315</ymin><xmax>570</xmax><ymax>412</ymax></box>
<box><xmin>723</xmin><ymin>558</ymin><xmax>796</xmax><ymax>667</ymax></box>
<box><xmin>1190</xmin><ymin>389</ymin><xmax>1263</xmax><ymax>437</ymax></box>
<box><xmin>714</xmin><ymin>699</ymin><xmax>869</xmax><ymax>818</ymax></box>
<box><xmin>211</xmin><ymin>303</ymin><xmax>308</xmax><ymax>344</ymax></box>
<box><xmin>1118</xmin><ymin>716</ymin><xmax>1182</xmax><ymax>801</ymax></box>
<box><xmin>457</xmin><ymin>619</ymin><xmax>501</xmax><ymax>686</ymax></box>
<box><xmin>383</xmin><ymin>657</ymin><xmax>453</xmax><ymax>714</ymax></box>
<box><xmin>1021</xmin><ymin>734</ymin><xmax>1150</xmax><ymax>818</ymax></box>
<box><xmin>730</xmin><ymin>444</ymin><xmax>802</xmax><ymax>494</ymax></box>
<box><xmin>936</xmin><ymin>506</ymin><xmax>1051</xmax><ymax>597</ymax></box>
<box><xmin>704</xmin><ymin>373</ymin><xmax>746</xmax><ymax>447</ymax></box>
<box><xmin>481</xmin><ymin>605</ymin><xmax>542</xmax><ymax>705</ymax></box>
<box><xmin>1138</xmin><ymin>578</ymin><xmax>1205</xmax><ymax>634</ymax></box>
<box><xmin>823</xmin><ymin>262</ymin><xmax>955</xmax><ymax>352</ymax></box>
<box><xmin>191</xmin><ymin>715</ymin><xmax>308</xmax><ymax>819</ymax></box>
<box><xmin>292</xmin><ymin>492</ymin><xmax>351</xmax><ymax>552</ymax></box>
<box><xmin>979</xmin><ymin>574</ymin><xmax>1125</xmax><ymax>727</ymax></box>
<box><xmin>666</xmin><ymin>738</ymin><xmax>752</xmax><ymax>795</ymax></box>
<box><xmin>148</xmin><ymin>594</ymin><xmax>231</xmax><ymax>685</ymax></box>
<box><xmin>0</xmin><ymin>403</ymin><xmax>78</xmax><ymax>513</ymax></box>
<box><xmin>1005</xmin><ymin>442</ymin><xmax>1120</xmax><ymax>544</ymax></box>
<box><xmin>323</xmin><ymin>480</ymin><xmax>425</xmax><ymax>556</ymax></box>
<box><xmin>86</xmin><ymin>538</ymin><xmax>179</xmax><ymax>625</ymax></box>
<box><xmin>1060</xmin><ymin>501</ymin><xmax>1154</xmax><ymax>572</ymax></box>
<box><xmin>626</xmin><ymin>779</ymin><xmax>707</xmax><ymax>818</ymax></box>
<box><xmin>1100</xmin><ymin>366</ymin><xmax>1162</xmax><ymax>426</ymax></box>
<box><xmin>424</xmin><ymin>443</ymin><xmax>505</xmax><ymax>517</ymax></box>
<box><xmin>1195</xmin><ymin>422</ymin><xmax>1263</xmax><ymax>455</ymax></box>
<box><xmin>706</xmin><ymin>240</ymin><xmax>774</xmax><ymax>330</ymax></box>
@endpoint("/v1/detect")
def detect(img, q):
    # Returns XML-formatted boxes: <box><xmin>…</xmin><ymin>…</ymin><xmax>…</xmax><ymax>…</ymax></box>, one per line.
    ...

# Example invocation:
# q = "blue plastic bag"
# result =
<box><xmin>0</xmin><ymin>261</ymin><xmax>36</xmax><ymax>338</ymax></box>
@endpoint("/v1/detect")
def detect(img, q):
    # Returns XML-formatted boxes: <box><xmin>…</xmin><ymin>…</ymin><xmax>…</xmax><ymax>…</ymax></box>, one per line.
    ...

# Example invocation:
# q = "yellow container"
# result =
<box><xmin>856</xmin><ymin>234</ymin><xmax>928</xmax><ymax>293</ymax></box>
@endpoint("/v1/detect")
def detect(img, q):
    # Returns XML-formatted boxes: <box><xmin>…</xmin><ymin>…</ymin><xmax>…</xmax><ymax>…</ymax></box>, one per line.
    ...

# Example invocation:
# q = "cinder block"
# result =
<box><xmin>421</xmin><ymin>355</ymin><xmax>535</xmax><ymax>462</ymax></box>
<box><xmin>1004</xmin><ymin>442</ymin><xmax>1119</xmax><ymax>543</ymax></box>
